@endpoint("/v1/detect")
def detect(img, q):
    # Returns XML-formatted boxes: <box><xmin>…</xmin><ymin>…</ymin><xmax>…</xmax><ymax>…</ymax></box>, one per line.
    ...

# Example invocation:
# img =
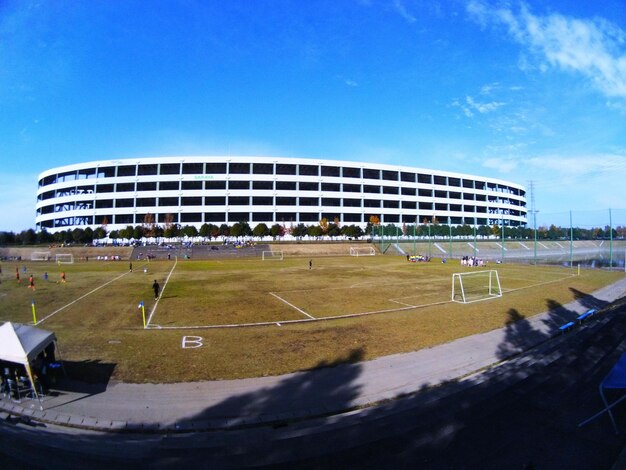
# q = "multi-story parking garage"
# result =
<box><xmin>35</xmin><ymin>157</ymin><xmax>527</xmax><ymax>232</ymax></box>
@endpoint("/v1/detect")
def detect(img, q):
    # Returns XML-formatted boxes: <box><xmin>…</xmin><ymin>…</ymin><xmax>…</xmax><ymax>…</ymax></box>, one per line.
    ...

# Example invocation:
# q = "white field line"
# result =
<box><xmin>555</xmin><ymin>242</ymin><xmax>565</xmax><ymax>249</ymax></box>
<box><xmin>36</xmin><ymin>270</ymin><xmax>134</xmax><ymax>325</ymax></box>
<box><xmin>599</xmin><ymin>240</ymin><xmax>605</xmax><ymax>247</ymax></box>
<box><xmin>467</xmin><ymin>242</ymin><xmax>478</xmax><ymax>252</ymax></box>
<box><xmin>148</xmin><ymin>298</ymin><xmax>454</xmax><ymax>330</ymax></box>
<box><xmin>389</xmin><ymin>299</ymin><xmax>418</xmax><ymax>307</ymax></box>
<box><xmin>495</xmin><ymin>242</ymin><xmax>508</xmax><ymax>251</ymax></box>
<box><xmin>519</xmin><ymin>242</ymin><xmax>530</xmax><ymax>250</ymax></box>
<box><xmin>269</xmin><ymin>292</ymin><xmax>315</xmax><ymax>319</ymax></box>
<box><xmin>433</xmin><ymin>243</ymin><xmax>447</xmax><ymax>254</ymax></box>
<box><xmin>145</xmin><ymin>258</ymin><xmax>179</xmax><ymax>328</ymax></box>
<box><xmin>142</xmin><ymin>267</ymin><xmax>579</xmax><ymax>331</ymax></box>
<box><xmin>538</xmin><ymin>242</ymin><xmax>549</xmax><ymax>249</ymax></box>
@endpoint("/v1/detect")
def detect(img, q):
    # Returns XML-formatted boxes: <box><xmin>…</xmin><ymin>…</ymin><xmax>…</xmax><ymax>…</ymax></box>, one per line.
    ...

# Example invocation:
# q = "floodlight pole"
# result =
<box><xmin>473</xmin><ymin>224</ymin><xmax>477</xmax><ymax>259</ymax></box>
<box><xmin>609</xmin><ymin>208</ymin><xmax>613</xmax><ymax>269</ymax></box>
<box><xmin>570</xmin><ymin>210</ymin><xmax>574</xmax><ymax>268</ymax></box>
<box><xmin>448</xmin><ymin>223</ymin><xmax>452</xmax><ymax>259</ymax></box>
<box><xmin>428</xmin><ymin>221</ymin><xmax>432</xmax><ymax>258</ymax></box>
<box><xmin>500</xmin><ymin>214</ymin><xmax>505</xmax><ymax>263</ymax></box>
<box><xmin>413</xmin><ymin>216</ymin><xmax>417</xmax><ymax>256</ymax></box>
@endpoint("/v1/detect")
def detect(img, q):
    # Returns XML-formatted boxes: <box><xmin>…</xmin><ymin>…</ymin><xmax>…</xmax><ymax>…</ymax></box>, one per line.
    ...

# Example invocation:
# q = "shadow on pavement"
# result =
<box><xmin>177</xmin><ymin>348</ymin><xmax>365</xmax><ymax>428</ymax></box>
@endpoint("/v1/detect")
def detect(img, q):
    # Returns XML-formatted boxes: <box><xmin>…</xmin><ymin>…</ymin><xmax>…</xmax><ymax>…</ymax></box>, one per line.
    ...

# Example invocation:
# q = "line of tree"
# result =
<box><xmin>0</xmin><ymin>220</ymin><xmax>623</xmax><ymax>246</ymax></box>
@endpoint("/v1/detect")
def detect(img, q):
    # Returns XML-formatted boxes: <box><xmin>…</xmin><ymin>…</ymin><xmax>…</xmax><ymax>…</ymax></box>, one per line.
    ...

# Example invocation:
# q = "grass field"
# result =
<box><xmin>0</xmin><ymin>255</ymin><xmax>623</xmax><ymax>383</ymax></box>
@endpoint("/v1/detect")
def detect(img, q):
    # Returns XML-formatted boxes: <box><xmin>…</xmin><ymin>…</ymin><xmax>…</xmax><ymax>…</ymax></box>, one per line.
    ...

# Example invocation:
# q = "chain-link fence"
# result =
<box><xmin>373</xmin><ymin>208</ymin><xmax>626</xmax><ymax>271</ymax></box>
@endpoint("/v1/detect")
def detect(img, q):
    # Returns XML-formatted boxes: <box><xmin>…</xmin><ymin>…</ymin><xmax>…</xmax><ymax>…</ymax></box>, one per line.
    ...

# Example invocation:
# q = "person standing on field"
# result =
<box><xmin>152</xmin><ymin>279</ymin><xmax>160</xmax><ymax>300</ymax></box>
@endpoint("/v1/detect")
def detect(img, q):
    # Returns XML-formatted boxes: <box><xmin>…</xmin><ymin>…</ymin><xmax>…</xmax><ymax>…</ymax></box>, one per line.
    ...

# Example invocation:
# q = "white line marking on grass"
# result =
<box><xmin>36</xmin><ymin>270</ymin><xmax>133</xmax><ymax>324</ymax></box>
<box><xmin>269</xmin><ymin>292</ymin><xmax>315</xmax><ymax>319</ymax></box>
<box><xmin>389</xmin><ymin>299</ymin><xmax>417</xmax><ymax>307</ymax></box>
<box><xmin>146</xmin><ymin>258</ymin><xmax>178</xmax><ymax>328</ymax></box>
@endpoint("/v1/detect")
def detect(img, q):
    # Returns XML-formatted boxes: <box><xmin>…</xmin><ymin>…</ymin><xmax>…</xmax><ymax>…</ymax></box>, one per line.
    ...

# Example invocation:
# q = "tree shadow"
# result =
<box><xmin>176</xmin><ymin>348</ymin><xmax>365</xmax><ymax>429</ymax></box>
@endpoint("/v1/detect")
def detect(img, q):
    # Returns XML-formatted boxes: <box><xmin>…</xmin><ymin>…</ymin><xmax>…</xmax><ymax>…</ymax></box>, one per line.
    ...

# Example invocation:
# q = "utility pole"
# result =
<box><xmin>528</xmin><ymin>180</ymin><xmax>538</xmax><ymax>265</ymax></box>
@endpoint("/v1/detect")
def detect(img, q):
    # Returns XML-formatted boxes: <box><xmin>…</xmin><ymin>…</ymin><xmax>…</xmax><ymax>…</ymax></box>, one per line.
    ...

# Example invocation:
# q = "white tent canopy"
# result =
<box><xmin>0</xmin><ymin>321</ymin><xmax>56</xmax><ymax>366</ymax></box>
<box><xmin>0</xmin><ymin>322</ymin><xmax>57</xmax><ymax>407</ymax></box>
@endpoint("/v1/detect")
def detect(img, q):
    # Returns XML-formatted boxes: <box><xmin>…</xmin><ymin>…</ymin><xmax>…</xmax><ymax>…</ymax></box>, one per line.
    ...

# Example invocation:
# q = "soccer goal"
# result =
<box><xmin>55</xmin><ymin>253</ymin><xmax>74</xmax><ymax>264</ymax></box>
<box><xmin>31</xmin><ymin>251</ymin><xmax>51</xmax><ymax>261</ymax></box>
<box><xmin>349</xmin><ymin>246</ymin><xmax>376</xmax><ymax>256</ymax></box>
<box><xmin>262</xmin><ymin>250</ymin><xmax>284</xmax><ymax>261</ymax></box>
<box><xmin>452</xmin><ymin>270</ymin><xmax>502</xmax><ymax>304</ymax></box>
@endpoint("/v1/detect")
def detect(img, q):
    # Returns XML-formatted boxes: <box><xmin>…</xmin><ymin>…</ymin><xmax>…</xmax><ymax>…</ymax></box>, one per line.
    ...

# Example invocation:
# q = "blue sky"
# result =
<box><xmin>1</xmin><ymin>0</ymin><xmax>626</xmax><ymax>231</ymax></box>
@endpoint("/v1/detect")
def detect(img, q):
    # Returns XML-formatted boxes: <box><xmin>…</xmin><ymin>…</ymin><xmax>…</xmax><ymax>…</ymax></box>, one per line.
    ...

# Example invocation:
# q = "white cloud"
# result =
<box><xmin>454</xmin><ymin>95</ymin><xmax>506</xmax><ymax>117</ymax></box>
<box><xmin>393</xmin><ymin>0</ymin><xmax>417</xmax><ymax>24</ymax></box>
<box><xmin>482</xmin><ymin>157</ymin><xmax>518</xmax><ymax>173</ymax></box>
<box><xmin>467</xmin><ymin>1</ymin><xmax>626</xmax><ymax>100</ymax></box>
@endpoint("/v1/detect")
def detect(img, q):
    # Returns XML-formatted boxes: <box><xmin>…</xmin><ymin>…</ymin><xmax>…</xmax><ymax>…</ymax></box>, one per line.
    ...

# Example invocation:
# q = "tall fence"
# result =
<box><xmin>373</xmin><ymin>208</ymin><xmax>626</xmax><ymax>271</ymax></box>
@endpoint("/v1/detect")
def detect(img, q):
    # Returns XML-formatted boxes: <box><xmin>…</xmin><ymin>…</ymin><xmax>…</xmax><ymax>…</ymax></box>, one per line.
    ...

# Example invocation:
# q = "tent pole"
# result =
<box><xmin>25</xmin><ymin>362</ymin><xmax>43</xmax><ymax>411</ymax></box>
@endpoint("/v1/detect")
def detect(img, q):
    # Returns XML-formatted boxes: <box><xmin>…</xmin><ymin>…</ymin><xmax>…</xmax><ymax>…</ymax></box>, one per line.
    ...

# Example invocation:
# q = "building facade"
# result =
<box><xmin>36</xmin><ymin>156</ymin><xmax>527</xmax><ymax>233</ymax></box>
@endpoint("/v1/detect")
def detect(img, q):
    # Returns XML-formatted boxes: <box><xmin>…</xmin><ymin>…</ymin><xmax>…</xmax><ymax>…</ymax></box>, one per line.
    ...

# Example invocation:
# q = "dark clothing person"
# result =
<box><xmin>152</xmin><ymin>280</ymin><xmax>160</xmax><ymax>300</ymax></box>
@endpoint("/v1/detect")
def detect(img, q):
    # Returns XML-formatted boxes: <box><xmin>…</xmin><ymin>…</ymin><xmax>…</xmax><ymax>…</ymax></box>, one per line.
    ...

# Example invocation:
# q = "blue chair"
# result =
<box><xmin>577</xmin><ymin>308</ymin><xmax>597</xmax><ymax>324</ymax></box>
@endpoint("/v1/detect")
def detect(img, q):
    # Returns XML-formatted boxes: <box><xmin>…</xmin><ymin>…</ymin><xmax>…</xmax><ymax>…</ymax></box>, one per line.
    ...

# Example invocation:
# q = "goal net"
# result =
<box><xmin>55</xmin><ymin>253</ymin><xmax>74</xmax><ymax>264</ymax></box>
<box><xmin>262</xmin><ymin>250</ymin><xmax>284</xmax><ymax>261</ymax></box>
<box><xmin>31</xmin><ymin>251</ymin><xmax>51</xmax><ymax>261</ymax></box>
<box><xmin>349</xmin><ymin>246</ymin><xmax>376</xmax><ymax>256</ymax></box>
<box><xmin>452</xmin><ymin>270</ymin><xmax>502</xmax><ymax>304</ymax></box>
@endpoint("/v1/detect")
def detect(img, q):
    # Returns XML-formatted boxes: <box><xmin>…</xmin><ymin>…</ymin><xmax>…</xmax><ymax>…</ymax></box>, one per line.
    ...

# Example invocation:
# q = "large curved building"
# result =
<box><xmin>35</xmin><ymin>156</ymin><xmax>527</xmax><ymax>233</ymax></box>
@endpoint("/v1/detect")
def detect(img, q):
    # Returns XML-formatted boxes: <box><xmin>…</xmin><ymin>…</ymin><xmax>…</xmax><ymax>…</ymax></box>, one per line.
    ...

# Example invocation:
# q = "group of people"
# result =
<box><xmin>13</xmin><ymin>267</ymin><xmax>65</xmax><ymax>290</ymax></box>
<box><xmin>407</xmin><ymin>254</ymin><xmax>431</xmax><ymax>262</ymax></box>
<box><xmin>461</xmin><ymin>256</ymin><xmax>486</xmax><ymax>267</ymax></box>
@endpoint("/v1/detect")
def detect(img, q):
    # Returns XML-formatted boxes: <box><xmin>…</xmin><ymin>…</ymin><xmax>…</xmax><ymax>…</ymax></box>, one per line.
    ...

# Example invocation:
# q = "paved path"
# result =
<box><xmin>2</xmin><ymin>277</ymin><xmax>625</xmax><ymax>434</ymax></box>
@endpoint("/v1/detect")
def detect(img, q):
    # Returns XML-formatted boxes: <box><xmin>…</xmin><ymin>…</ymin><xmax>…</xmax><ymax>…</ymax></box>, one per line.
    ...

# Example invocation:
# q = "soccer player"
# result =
<box><xmin>152</xmin><ymin>279</ymin><xmax>160</xmax><ymax>300</ymax></box>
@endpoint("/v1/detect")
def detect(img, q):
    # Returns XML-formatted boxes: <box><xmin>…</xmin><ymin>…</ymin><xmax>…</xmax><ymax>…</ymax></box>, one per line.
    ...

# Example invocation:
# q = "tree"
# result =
<box><xmin>93</xmin><ymin>226</ymin><xmax>107</xmax><ymax>240</ymax></box>
<box><xmin>143</xmin><ymin>213</ymin><xmax>156</xmax><ymax>237</ymax></box>
<box><xmin>319</xmin><ymin>217</ymin><xmax>329</xmax><ymax>235</ymax></box>
<box><xmin>253</xmin><ymin>223</ymin><xmax>269</xmax><ymax>237</ymax></box>
<box><xmin>328</xmin><ymin>223</ymin><xmax>341</xmax><ymax>237</ymax></box>
<box><xmin>219</xmin><ymin>224</ymin><xmax>230</xmax><ymax>237</ymax></box>
<box><xmin>133</xmin><ymin>225</ymin><xmax>144</xmax><ymax>240</ymax></box>
<box><xmin>182</xmin><ymin>225</ymin><xmax>198</xmax><ymax>237</ymax></box>
<box><xmin>270</xmin><ymin>223</ymin><xmax>285</xmax><ymax>238</ymax></box>
<box><xmin>164</xmin><ymin>223</ymin><xmax>181</xmax><ymax>238</ymax></box>
<box><xmin>36</xmin><ymin>229</ymin><xmax>53</xmax><ymax>244</ymax></box>
<box><xmin>118</xmin><ymin>225</ymin><xmax>134</xmax><ymax>240</ymax></box>
<box><xmin>231</xmin><ymin>221</ymin><xmax>252</xmax><ymax>237</ymax></box>
<box><xmin>163</xmin><ymin>213</ymin><xmax>175</xmax><ymax>231</ymax></box>
<box><xmin>341</xmin><ymin>224</ymin><xmax>363</xmax><ymax>238</ymax></box>
<box><xmin>291</xmin><ymin>223</ymin><xmax>308</xmax><ymax>237</ymax></box>
<box><xmin>307</xmin><ymin>225</ymin><xmax>323</xmax><ymax>237</ymax></box>
<box><xmin>20</xmin><ymin>228</ymin><xmax>37</xmax><ymax>245</ymax></box>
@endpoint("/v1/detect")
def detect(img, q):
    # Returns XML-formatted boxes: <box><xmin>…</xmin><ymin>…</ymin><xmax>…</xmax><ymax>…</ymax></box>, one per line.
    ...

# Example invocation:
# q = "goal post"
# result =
<box><xmin>349</xmin><ymin>246</ymin><xmax>376</xmax><ymax>256</ymax></box>
<box><xmin>31</xmin><ymin>251</ymin><xmax>51</xmax><ymax>261</ymax></box>
<box><xmin>262</xmin><ymin>250</ymin><xmax>284</xmax><ymax>261</ymax></box>
<box><xmin>55</xmin><ymin>253</ymin><xmax>74</xmax><ymax>264</ymax></box>
<box><xmin>452</xmin><ymin>270</ymin><xmax>502</xmax><ymax>304</ymax></box>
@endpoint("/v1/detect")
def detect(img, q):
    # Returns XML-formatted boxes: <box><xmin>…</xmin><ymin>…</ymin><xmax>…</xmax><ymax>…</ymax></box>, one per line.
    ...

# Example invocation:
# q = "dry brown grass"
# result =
<box><xmin>0</xmin><ymin>255</ymin><xmax>622</xmax><ymax>383</ymax></box>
